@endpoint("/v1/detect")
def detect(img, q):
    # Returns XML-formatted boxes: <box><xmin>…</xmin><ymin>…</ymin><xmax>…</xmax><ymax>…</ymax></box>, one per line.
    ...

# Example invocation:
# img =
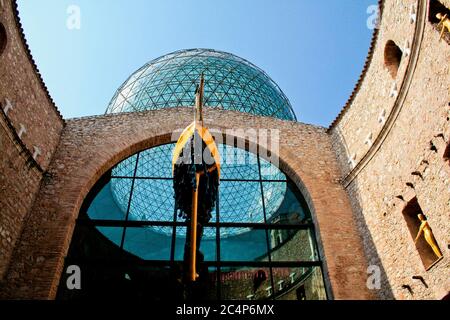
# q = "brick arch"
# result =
<box><xmin>77</xmin><ymin>134</ymin><xmax>312</xmax><ymax>220</ymax></box>
<box><xmin>2</xmin><ymin>108</ymin><xmax>372</xmax><ymax>300</ymax></box>
<box><xmin>75</xmin><ymin>121</ymin><xmax>316</xmax><ymax>226</ymax></box>
<box><xmin>80</xmin><ymin>127</ymin><xmax>317</xmax><ymax>222</ymax></box>
<box><xmin>79</xmin><ymin>132</ymin><xmax>174</xmax><ymax>211</ymax></box>
<box><xmin>75</xmin><ymin>124</ymin><xmax>318</xmax><ymax>243</ymax></box>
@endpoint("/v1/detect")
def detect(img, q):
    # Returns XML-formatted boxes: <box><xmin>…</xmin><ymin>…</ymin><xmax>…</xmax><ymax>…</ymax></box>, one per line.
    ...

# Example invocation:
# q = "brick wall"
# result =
<box><xmin>0</xmin><ymin>0</ymin><xmax>64</xmax><ymax>280</ymax></box>
<box><xmin>1</xmin><ymin>108</ymin><xmax>372</xmax><ymax>300</ymax></box>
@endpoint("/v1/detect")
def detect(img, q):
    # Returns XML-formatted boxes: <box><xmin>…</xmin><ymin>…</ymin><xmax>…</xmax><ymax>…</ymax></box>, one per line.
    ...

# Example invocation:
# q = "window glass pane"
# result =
<box><xmin>128</xmin><ymin>179</ymin><xmax>175</xmax><ymax>223</ymax></box>
<box><xmin>111</xmin><ymin>154</ymin><xmax>137</xmax><ymax>177</ymax></box>
<box><xmin>174</xmin><ymin>226</ymin><xmax>187</xmax><ymax>261</ymax></box>
<box><xmin>174</xmin><ymin>227</ymin><xmax>217</xmax><ymax>262</ymax></box>
<box><xmin>272</xmin><ymin>267</ymin><xmax>327</xmax><ymax>300</ymax></box>
<box><xmin>268</xmin><ymin>228</ymin><xmax>317</xmax><ymax>262</ymax></box>
<box><xmin>87</xmin><ymin>179</ymin><xmax>131</xmax><ymax>221</ymax></box>
<box><xmin>123</xmin><ymin>226</ymin><xmax>172</xmax><ymax>260</ymax></box>
<box><xmin>260</xmin><ymin>159</ymin><xmax>286</xmax><ymax>181</ymax></box>
<box><xmin>220</xmin><ymin>228</ymin><xmax>268</xmax><ymax>261</ymax></box>
<box><xmin>136</xmin><ymin>145</ymin><xmax>173</xmax><ymax>178</ymax></box>
<box><xmin>200</xmin><ymin>227</ymin><xmax>218</xmax><ymax>261</ymax></box>
<box><xmin>67</xmin><ymin>225</ymin><xmax>124</xmax><ymax>260</ymax></box>
<box><xmin>97</xmin><ymin>226</ymin><xmax>123</xmax><ymax>247</ymax></box>
<box><xmin>220</xmin><ymin>267</ymin><xmax>271</xmax><ymax>300</ymax></box>
<box><xmin>220</xmin><ymin>144</ymin><xmax>259</xmax><ymax>180</ymax></box>
<box><xmin>264</xmin><ymin>181</ymin><xmax>310</xmax><ymax>224</ymax></box>
<box><xmin>261</xmin><ymin>181</ymin><xmax>287</xmax><ymax>222</ymax></box>
<box><xmin>219</xmin><ymin>182</ymin><xmax>264</xmax><ymax>223</ymax></box>
<box><xmin>271</xmin><ymin>267</ymin><xmax>300</xmax><ymax>298</ymax></box>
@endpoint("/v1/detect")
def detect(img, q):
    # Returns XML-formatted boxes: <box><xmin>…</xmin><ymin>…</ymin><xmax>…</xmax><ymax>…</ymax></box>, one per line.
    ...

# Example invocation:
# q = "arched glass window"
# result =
<box><xmin>58</xmin><ymin>144</ymin><xmax>327</xmax><ymax>301</ymax></box>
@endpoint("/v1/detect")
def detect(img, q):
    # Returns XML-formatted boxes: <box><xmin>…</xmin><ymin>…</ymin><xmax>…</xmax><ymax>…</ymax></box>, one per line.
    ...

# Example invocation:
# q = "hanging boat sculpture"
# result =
<box><xmin>172</xmin><ymin>74</ymin><xmax>220</xmax><ymax>282</ymax></box>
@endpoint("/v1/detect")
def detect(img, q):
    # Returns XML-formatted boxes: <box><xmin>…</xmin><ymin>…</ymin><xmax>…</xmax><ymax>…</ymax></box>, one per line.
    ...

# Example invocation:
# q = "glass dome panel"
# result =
<box><xmin>105</xmin><ymin>49</ymin><xmax>297</xmax><ymax>121</ymax></box>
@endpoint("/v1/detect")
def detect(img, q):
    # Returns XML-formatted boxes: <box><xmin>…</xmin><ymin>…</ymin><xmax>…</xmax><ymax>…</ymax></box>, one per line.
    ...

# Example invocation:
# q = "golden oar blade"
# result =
<box><xmin>172</xmin><ymin>123</ymin><xmax>221</xmax><ymax>178</ymax></box>
<box><xmin>172</xmin><ymin>122</ymin><xmax>195</xmax><ymax>169</ymax></box>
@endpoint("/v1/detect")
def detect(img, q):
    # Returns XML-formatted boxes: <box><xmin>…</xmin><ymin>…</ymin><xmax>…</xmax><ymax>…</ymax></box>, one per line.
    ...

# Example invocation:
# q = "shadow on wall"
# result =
<box><xmin>331</xmin><ymin>134</ymin><xmax>394</xmax><ymax>299</ymax></box>
<box><xmin>347</xmin><ymin>179</ymin><xmax>395</xmax><ymax>299</ymax></box>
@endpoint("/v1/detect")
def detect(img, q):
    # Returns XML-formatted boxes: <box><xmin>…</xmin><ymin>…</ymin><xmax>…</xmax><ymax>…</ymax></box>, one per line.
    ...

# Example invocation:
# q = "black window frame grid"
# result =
<box><xmin>70</xmin><ymin>145</ymin><xmax>328</xmax><ymax>300</ymax></box>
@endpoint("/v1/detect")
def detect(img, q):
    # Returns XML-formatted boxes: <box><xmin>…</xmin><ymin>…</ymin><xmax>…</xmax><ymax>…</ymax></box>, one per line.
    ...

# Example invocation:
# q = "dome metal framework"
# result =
<box><xmin>105</xmin><ymin>48</ymin><xmax>297</xmax><ymax>121</ymax></box>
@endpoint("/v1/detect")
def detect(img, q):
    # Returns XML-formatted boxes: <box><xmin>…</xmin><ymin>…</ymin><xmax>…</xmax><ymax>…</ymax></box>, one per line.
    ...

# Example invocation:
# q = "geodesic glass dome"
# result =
<box><xmin>105</xmin><ymin>48</ymin><xmax>297</xmax><ymax>121</ymax></box>
<box><xmin>62</xmin><ymin>50</ymin><xmax>328</xmax><ymax>302</ymax></box>
<box><xmin>98</xmin><ymin>49</ymin><xmax>300</xmax><ymax>239</ymax></box>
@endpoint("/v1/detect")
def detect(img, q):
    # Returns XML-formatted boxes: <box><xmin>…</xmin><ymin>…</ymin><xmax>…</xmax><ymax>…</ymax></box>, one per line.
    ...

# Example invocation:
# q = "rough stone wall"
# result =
<box><xmin>330</xmin><ymin>0</ymin><xmax>450</xmax><ymax>299</ymax></box>
<box><xmin>0</xmin><ymin>123</ymin><xmax>42</xmax><ymax>280</ymax></box>
<box><xmin>0</xmin><ymin>0</ymin><xmax>64</xmax><ymax>280</ymax></box>
<box><xmin>1</xmin><ymin>108</ymin><xmax>372</xmax><ymax>300</ymax></box>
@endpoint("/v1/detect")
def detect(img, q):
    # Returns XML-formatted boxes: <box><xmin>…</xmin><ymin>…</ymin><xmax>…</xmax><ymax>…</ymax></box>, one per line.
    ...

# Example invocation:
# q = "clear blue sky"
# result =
<box><xmin>18</xmin><ymin>0</ymin><xmax>375</xmax><ymax>127</ymax></box>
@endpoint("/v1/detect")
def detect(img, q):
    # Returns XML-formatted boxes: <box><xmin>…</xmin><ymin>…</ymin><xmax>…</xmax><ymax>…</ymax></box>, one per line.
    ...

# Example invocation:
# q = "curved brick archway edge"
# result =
<box><xmin>2</xmin><ymin>108</ymin><xmax>373</xmax><ymax>299</ymax></box>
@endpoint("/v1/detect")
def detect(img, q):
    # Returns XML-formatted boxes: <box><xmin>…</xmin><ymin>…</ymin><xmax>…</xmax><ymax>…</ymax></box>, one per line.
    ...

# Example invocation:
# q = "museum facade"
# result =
<box><xmin>0</xmin><ymin>0</ymin><xmax>449</xmax><ymax>300</ymax></box>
